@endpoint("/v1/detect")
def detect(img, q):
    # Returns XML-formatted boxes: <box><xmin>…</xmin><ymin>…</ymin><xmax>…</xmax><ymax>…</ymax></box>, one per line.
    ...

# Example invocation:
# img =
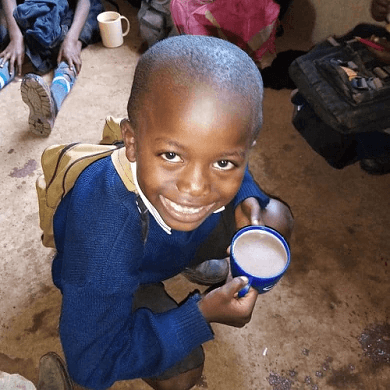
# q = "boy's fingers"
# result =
<box><xmin>229</xmin><ymin>277</ymin><xmax>258</xmax><ymax>321</ymax></box>
<box><xmin>74</xmin><ymin>62</ymin><xmax>81</xmax><ymax>74</ymax></box>
<box><xmin>224</xmin><ymin>276</ymin><xmax>249</xmax><ymax>296</ymax></box>
<box><xmin>0</xmin><ymin>53</ymin><xmax>8</xmax><ymax>68</ymax></box>
<box><xmin>16</xmin><ymin>55</ymin><xmax>23</xmax><ymax>76</ymax></box>
<box><xmin>249</xmin><ymin>199</ymin><xmax>262</xmax><ymax>225</ymax></box>
<box><xmin>9</xmin><ymin>58</ymin><xmax>15</xmax><ymax>77</ymax></box>
<box><xmin>235</xmin><ymin>197</ymin><xmax>264</xmax><ymax>229</ymax></box>
<box><xmin>246</xmin><ymin>197</ymin><xmax>263</xmax><ymax>225</ymax></box>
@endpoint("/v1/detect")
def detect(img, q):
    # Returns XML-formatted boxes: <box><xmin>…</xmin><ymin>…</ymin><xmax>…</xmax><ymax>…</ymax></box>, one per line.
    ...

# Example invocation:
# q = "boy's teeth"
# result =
<box><xmin>166</xmin><ymin>198</ymin><xmax>203</xmax><ymax>214</ymax></box>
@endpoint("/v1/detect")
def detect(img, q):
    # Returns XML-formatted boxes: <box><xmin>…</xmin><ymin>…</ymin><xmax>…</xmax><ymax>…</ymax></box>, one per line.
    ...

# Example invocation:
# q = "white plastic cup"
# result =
<box><xmin>97</xmin><ymin>11</ymin><xmax>130</xmax><ymax>48</ymax></box>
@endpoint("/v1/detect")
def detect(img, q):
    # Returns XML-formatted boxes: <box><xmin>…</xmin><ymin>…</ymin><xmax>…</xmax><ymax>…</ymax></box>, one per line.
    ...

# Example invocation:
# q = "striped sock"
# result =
<box><xmin>50</xmin><ymin>62</ymin><xmax>77</xmax><ymax>112</ymax></box>
<box><xmin>0</xmin><ymin>61</ymin><xmax>15</xmax><ymax>90</ymax></box>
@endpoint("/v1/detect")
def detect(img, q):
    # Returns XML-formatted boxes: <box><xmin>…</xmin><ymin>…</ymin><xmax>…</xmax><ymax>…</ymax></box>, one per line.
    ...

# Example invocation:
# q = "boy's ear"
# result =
<box><xmin>121</xmin><ymin>119</ymin><xmax>137</xmax><ymax>162</ymax></box>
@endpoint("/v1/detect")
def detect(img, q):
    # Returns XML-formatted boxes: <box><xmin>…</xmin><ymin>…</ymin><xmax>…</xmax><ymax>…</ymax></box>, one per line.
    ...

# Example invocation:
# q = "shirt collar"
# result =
<box><xmin>130</xmin><ymin>161</ymin><xmax>172</xmax><ymax>235</ymax></box>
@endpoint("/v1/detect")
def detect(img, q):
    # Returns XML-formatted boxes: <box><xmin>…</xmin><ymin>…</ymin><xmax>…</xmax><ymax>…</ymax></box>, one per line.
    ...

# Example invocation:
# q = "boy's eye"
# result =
<box><xmin>161</xmin><ymin>152</ymin><xmax>182</xmax><ymax>163</ymax></box>
<box><xmin>213</xmin><ymin>160</ymin><xmax>235</xmax><ymax>170</ymax></box>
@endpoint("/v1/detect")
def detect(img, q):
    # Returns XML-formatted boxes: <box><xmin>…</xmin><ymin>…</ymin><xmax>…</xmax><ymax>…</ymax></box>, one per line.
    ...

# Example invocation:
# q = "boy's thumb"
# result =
<box><xmin>230</xmin><ymin>276</ymin><xmax>249</xmax><ymax>294</ymax></box>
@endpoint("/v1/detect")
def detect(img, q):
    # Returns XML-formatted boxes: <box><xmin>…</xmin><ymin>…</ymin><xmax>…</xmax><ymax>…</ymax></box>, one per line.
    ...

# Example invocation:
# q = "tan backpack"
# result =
<box><xmin>36</xmin><ymin>116</ymin><xmax>124</xmax><ymax>248</ymax></box>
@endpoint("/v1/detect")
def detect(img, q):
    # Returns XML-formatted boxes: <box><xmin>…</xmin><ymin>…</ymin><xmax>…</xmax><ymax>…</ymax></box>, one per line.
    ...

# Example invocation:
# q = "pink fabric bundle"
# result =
<box><xmin>170</xmin><ymin>0</ymin><xmax>280</xmax><ymax>62</ymax></box>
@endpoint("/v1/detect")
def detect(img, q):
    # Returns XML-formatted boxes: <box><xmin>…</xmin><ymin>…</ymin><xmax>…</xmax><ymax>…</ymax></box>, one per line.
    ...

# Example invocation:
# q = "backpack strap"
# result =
<box><xmin>100</xmin><ymin>116</ymin><xmax>124</xmax><ymax>145</ymax></box>
<box><xmin>111</xmin><ymin>147</ymin><xmax>137</xmax><ymax>192</ymax></box>
<box><xmin>37</xmin><ymin>143</ymin><xmax>120</xmax><ymax>248</ymax></box>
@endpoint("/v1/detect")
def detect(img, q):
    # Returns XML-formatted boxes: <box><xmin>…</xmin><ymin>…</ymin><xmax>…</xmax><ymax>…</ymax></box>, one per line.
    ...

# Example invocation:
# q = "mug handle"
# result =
<box><xmin>120</xmin><ymin>15</ymin><xmax>130</xmax><ymax>37</ymax></box>
<box><xmin>237</xmin><ymin>276</ymin><xmax>253</xmax><ymax>298</ymax></box>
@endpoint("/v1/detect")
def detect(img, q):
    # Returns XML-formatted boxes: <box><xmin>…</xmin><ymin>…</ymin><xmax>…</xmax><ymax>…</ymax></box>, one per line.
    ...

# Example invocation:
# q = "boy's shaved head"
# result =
<box><xmin>127</xmin><ymin>35</ymin><xmax>263</xmax><ymax>140</ymax></box>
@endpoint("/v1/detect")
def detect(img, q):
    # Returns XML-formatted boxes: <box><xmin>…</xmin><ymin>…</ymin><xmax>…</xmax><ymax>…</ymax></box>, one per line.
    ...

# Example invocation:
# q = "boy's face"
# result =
<box><xmin>123</xmin><ymin>77</ymin><xmax>255</xmax><ymax>231</ymax></box>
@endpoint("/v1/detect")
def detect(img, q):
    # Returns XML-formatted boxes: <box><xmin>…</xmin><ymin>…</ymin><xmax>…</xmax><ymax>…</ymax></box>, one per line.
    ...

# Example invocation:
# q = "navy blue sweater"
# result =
<box><xmin>52</xmin><ymin>149</ymin><xmax>269</xmax><ymax>389</ymax></box>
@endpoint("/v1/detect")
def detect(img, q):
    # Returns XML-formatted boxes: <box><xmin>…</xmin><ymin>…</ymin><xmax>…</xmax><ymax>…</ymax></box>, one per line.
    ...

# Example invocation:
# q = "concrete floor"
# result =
<box><xmin>1</xmin><ymin>1</ymin><xmax>389</xmax><ymax>389</ymax></box>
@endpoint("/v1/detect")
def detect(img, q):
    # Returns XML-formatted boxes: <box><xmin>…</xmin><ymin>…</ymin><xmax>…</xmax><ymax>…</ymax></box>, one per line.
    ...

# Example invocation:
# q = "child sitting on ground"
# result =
<box><xmin>0</xmin><ymin>0</ymin><xmax>103</xmax><ymax>136</ymax></box>
<box><xmin>46</xmin><ymin>35</ymin><xmax>294</xmax><ymax>390</ymax></box>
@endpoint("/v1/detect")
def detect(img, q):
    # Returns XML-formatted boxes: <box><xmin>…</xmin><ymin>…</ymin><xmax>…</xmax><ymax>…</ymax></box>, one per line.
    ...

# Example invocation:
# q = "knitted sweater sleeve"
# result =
<box><xmin>60</xmin><ymin>283</ymin><xmax>211</xmax><ymax>389</ymax></box>
<box><xmin>54</xmin><ymin>161</ymin><xmax>213</xmax><ymax>389</ymax></box>
<box><xmin>233</xmin><ymin>165</ymin><xmax>270</xmax><ymax>209</ymax></box>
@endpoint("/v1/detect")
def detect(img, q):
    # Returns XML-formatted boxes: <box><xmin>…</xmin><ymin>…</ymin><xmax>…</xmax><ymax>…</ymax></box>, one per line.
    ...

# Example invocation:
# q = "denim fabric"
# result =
<box><xmin>9</xmin><ymin>0</ymin><xmax>103</xmax><ymax>73</ymax></box>
<box><xmin>0</xmin><ymin>25</ymin><xmax>9</xmax><ymax>52</ymax></box>
<box><xmin>63</xmin><ymin>0</ymin><xmax>104</xmax><ymax>46</ymax></box>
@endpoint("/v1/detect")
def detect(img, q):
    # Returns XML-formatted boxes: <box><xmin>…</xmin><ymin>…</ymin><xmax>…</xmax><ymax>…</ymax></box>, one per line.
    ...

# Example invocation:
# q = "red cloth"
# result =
<box><xmin>170</xmin><ymin>0</ymin><xmax>280</xmax><ymax>62</ymax></box>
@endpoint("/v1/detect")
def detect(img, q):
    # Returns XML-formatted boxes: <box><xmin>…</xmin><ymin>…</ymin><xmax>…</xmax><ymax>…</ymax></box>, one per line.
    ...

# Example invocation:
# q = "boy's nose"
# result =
<box><xmin>177</xmin><ymin>164</ymin><xmax>210</xmax><ymax>197</ymax></box>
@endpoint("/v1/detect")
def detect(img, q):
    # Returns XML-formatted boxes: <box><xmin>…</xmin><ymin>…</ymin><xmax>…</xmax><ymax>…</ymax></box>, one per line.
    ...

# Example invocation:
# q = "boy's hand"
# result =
<box><xmin>0</xmin><ymin>35</ymin><xmax>25</xmax><ymax>77</ymax></box>
<box><xmin>236</xmin><ymin>198</ymin><xmax>294</xmax><ymax>242</ymax></box>
<box><xmin>57</xmin><ymin>37</ymin><xmax>83</xmax><ymax>73</ymax></box>
<box><xmin>198</xmin><ymin>276</ymin><xmax>258</xmax><ymax>327</ymax></box>
<box><xmin>234</xmin><ymin>197</ymin><xmax>263</xmax><ymax>230</ymax></box>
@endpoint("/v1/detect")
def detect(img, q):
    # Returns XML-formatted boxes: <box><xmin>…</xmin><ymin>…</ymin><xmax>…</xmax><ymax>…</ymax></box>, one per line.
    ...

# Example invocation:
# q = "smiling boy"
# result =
<box><xmin>50</xmin><ymin>35</ymin><xmax>293</xmax><ymax>390</ymax></box>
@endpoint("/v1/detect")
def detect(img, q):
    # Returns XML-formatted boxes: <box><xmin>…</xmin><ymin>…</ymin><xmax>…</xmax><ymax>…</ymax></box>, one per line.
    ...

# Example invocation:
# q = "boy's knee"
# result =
<box><xmin>262</xmin><ymin>198</ymin><xmax>294</xmax><ymax>241</ymax></box>
<box><xmin>144</xmin><ymin>364</ymin><xmax>203</xmax><ymax>390</ymax></box>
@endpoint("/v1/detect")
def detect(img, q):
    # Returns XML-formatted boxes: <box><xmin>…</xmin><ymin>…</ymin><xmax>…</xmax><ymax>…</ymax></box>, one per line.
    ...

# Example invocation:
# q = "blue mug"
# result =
<box><xmin>230</xmin><ymin>226</ymin><xmax>290</xmax><ymax>297</ymax></box>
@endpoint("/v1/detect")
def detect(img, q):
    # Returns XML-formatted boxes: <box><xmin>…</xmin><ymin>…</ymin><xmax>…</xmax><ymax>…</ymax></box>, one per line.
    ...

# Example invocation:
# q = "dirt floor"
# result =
<box><xmin>0</xmin><ymin>1</ymin><xmax>389</xmax><ymax>389</ymax></box>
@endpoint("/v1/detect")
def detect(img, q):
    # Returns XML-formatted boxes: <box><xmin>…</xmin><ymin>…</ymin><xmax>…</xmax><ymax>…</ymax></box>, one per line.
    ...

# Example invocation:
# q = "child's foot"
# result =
<box><xmin>182</xmin><ymin>258</ymin><xmax>229</xmax><ymax>285</ymax></box>
<box><xmin>37</xmin><ymin>352</ymin><xmax>73</xmax><ymax>390</ymax></box>
<box><xmin>21</xmin><ymin>74</ymin><xmax>56</xmax><ymax>136</ymax></box>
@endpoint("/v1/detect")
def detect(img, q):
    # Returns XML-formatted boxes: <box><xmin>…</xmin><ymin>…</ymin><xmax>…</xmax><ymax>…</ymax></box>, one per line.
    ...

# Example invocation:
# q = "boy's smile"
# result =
<box><xmin>123</xmin><ymin>76</ymin><xmax>255</xmax><ymax>231</ymax></box>
<box><xmin>160</xmin><ymin>195</ymin><xmax>216</xmax><ymax>221</ymax></box>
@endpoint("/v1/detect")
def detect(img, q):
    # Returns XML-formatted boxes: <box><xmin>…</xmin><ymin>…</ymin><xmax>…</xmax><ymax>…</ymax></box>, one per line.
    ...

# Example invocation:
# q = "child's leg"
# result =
<box><xmin>20</xmin><ymin>62</ymin><xmax>76</xmax><ymax>136</ymax></box>
<box><xmin>132</xmin><ymin>283</ymin><xmax>205</xmax><ymax>390</ymax></box>
<box><xmin>143</xmin><ymin>365</ymin><xmax>203</xmax><ymax>390</ymax></box>
<box><xmin>21</xmin><ymin>74</ymin><xmax>56</xmax><ymax>136</ymax></box>
<box><xmin>50</xmin><ymin>61</ymin><xmax>77</xmax><ymax>113</ymax></box>
<box><xmin>0</xmin><ymin>15</ymin><xmax>16</xmax><ymax>88</ymax></box>
<box><xmin>0</xmin><ymin>59</ymin><xmax>15</xmax><ymax>89</ymax></box>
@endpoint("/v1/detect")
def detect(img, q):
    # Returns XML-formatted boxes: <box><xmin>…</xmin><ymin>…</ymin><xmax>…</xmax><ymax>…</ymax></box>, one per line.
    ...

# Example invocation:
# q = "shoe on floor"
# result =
<box><xmin>360</xmin><ymin>156</ymin><xmax>390</xmax><ymax>175</ymax></box>
<box><xmin>37</xmin><ymin>352</ymin><xmax>73</xmax><ymax>390</ymax></box>
<box><xmin>182</xmin><ymin>258</ymin><xmax>229</xmax><ymax>286</ymax></box>
<box><xmin>21</xmin><ymin>74</ymin><xmax>56</xmax><ymax>136</ymax></box>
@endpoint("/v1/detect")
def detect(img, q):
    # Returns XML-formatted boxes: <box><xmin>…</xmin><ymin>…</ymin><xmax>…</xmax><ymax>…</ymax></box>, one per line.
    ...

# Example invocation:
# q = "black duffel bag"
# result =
<box><xmin>289</xmin><ymin>24</ymin><xmax>390</xmax><ymax>169</ymax></box>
